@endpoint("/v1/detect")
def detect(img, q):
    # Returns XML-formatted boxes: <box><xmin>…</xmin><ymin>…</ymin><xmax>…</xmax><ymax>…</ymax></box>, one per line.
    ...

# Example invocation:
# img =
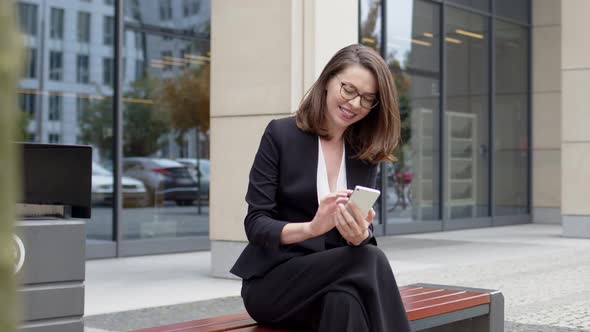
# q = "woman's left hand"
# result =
<box><xmin>335</xmin><ymin>201</ymin><xmax>375</xmax><ymax>246</ymax></box>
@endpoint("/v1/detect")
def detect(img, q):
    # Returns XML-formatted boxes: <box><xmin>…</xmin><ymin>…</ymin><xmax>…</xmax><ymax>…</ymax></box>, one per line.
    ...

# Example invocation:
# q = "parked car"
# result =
<box><xmin>122</xmin><ymin>158</ymin><xmax>198</xmax><ymax>206</ymax></box>
<box><xmin>176</xmin><ymin>158</ymin><xmax>209</xmax><ymax>200</ymax></box>
<box><xmin>92</xmin><ymin>162</ymin><xmax>148</xmax><ymax>208</ymax></box>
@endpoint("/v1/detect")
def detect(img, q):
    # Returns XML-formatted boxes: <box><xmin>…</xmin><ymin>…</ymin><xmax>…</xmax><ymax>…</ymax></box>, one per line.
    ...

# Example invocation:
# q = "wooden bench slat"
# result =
<box><xmin>191</xmin><ymin>319</ymin><xmax>257</xmax><ymax>332</ymax></box>
<box><xmin>400</xmin><ymin>287</ymin><xmax>442</xmax><ymax>296</ymax></box>
<box><xmin>145</xmin><ymin>319</ymin><xmax>257</xmax><ymax>332</ymax></box>
<box><xmin>398</xmin><ymin>285</ymin><xmax>421</xmax><ymax>291</ymax></box>
<box><xmin>131</xmin><ymin>285</ymin><xmax>497</xmax><ymax>332</ymax></box>
<box><xmin>402</xmin><ymin>289</ymin><xmax>461</xmax><ymax>304</ymax></box>
<box><xmin>405</xmin><ymin>291</ymin><xmax>489</xmax><ymax>310</ymax></box>
<box><xmin>132</xmin><ymin>313</ymin><xmax>254</xmax><ymax>332</ymax></box>
<box><xmin>401</xmin><ymin>288</ymin><xmax>448</xmax><ymax>300</ymax></box>
<box><xmin>405</xmin><ymin>292</ymin><xmax>491</xmax><ymax>321</ymax></box>
<box><xmin>229</xmin><ymin>327</ymin><xmax>313</xmax><ymax>332</ymax></box>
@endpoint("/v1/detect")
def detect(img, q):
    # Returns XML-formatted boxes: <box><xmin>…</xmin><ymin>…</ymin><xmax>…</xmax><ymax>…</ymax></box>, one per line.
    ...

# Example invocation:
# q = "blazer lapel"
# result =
<box><xmin>308</xmin><ymin>133</ymin><xmax>319</xmax><ymax>212</ymax></box>
<box><xmin>345</xmin><ymin>143</ymin><xmax>368</xmax><ymax>189</ymax></box>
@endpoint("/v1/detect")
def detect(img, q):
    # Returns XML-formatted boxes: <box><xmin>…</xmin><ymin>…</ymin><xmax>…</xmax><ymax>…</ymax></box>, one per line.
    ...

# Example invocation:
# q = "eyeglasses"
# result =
<box><xmin>335</xmin><ymin>76</ymin><xmax>379</xmax><ymax>110</ymax></box>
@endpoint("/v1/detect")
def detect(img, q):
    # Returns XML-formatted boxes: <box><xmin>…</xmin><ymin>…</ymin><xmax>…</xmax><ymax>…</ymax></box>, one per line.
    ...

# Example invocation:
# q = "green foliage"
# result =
<box><xmin>123</xmin><ymin>78</ymin><xmax>170</xmax><ymax>157</ymax></box>
<box><xmin>78</xmin><ymin>77</ymin><xmax>170</xmax><ymax>160</ymax></box>
<box><xmin>0</xmin><ymin>0</ymin><xmax>23</xmax><ymax>330</ymax></box>
<box><xmin>78</xmin><ymin>94</ymin><xmax>113</xmax><ymax>160</ymax></box>
<box><xmin>158</xmin><ymin>65</ymin><xmax>210</xmax><ymax>150</ymax></box>
<box><xmin>16</xmin><ymin>111</ymin><xmax>31</xmax><ymax>142</ymax></box>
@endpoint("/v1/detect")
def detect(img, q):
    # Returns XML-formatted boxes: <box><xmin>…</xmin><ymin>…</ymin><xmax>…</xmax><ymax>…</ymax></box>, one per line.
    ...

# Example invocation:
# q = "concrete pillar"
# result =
<box><xmin>209</xmin><ymin>0</ymin><xmax>359</xmax><ymax>278</ymax></box>
<box><xmin>561</xmin><ymin>0</ymin><xmax>590</xmax><ymax>238</ymax></box>
<box><xmin>531</xmin><ymin>0</ymin><xmax>562</xmax><ymax>224</ymax></box>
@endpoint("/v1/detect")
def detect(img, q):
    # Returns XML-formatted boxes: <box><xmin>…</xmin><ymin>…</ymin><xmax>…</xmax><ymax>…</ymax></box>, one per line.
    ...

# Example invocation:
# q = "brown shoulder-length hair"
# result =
<box><xmin>296</xmin><ymin>44</ymin><xmax>400</xmax><ymax>163</ymax></box>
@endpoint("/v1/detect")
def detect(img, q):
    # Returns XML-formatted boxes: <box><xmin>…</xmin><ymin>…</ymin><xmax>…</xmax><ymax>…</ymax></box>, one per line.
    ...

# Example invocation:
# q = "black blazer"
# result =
<box><xmin>230</xmin><ymin>116</ymin><xmax>379</xmax><ymax>280</ymax></box>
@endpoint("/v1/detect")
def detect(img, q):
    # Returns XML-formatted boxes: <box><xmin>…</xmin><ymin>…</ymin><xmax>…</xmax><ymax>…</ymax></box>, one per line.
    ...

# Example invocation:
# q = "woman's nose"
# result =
<box><xmin>349</xmin><ymin>95</ymin><xmax>362</xmax><ymax>109</ymax></box>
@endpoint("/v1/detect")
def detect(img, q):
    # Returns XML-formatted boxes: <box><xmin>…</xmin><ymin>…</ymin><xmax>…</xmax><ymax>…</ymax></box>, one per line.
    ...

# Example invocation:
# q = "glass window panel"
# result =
<box><xmin>19</xmin><ymin>93</ymin><xmax>36</xmax><ymax>116</ymax></box>
<box><xmin>445</xmin><ymin>8</ymin><xmax>489</xmax><ymax>219</ymax></box>
<box><xmin>494</xmin><ymin>20</ymin><xmax>529</xmax><ymax>216</ymax></box>
<box><xmin>49</xmin><ymin>51</ymin><xmax>63</xmax><ymax>81</ymax></box>
<box><xmin>159</xmin><ymin>0</ymin><xmax>173</xmax><ymax>20</ymax></box>
<box><xmin>122</xmin><ymin>0</ymin><xmax>211</xmax><ymax>240</ymax></box>
<box><xmin>496</xmin><ymin>0</ymin><xmax>529</xmax><ymax>23</ymax></box>
<box><xmin>77</xmin><ymin>55</ymin><xmax>90</xmax><ymax>83</ymax></box>
<box><xmin>135</xmin><ymin>60</ymin><xmax>145</xmax><ymax>80</ymax></box>
<box><xmin>385</xmin><ymin>0</ymin><xmax>441</xmax><ymax>223</ymax></box>
<box><xmin>50</xmin><ymin>7</ymin><xmax>64</xmax><ymax>40</ymax></box>
<box><xmin>18</xmin><ymin>3</ymin><xmax>38</xmax><ymax>36</ymax></box>
<box><xmin>48</xmin><ymin>133</ymin><xmax>61</xmax><ymax>143</ymax></box>
<box><xmin>103</xmin><ymin>57</ymin><xmax>114</xmax><ymax>86</ymax></box>
<box><xmin>183</xmin><ymin>0</ymin><xmax>190</xmax><ymax>16</ymax></box>
<box><xmin>78</xmin><ymin>12</ymin><xmax>91</xmax><ymax>43</ymax></box>
<box><xmin>24</xmin><ymin>48</ymin><xmax>37</xmax><ymax>79</ymax></box>
<box><xmin>80</xmin><ymin>86</ymin><xmax>115</xmax><ymax>241</ymax></box>
<box><xmin>76</xmin><ymin>95</ymin><xmax>91</xmax><ymax>134</ymax></box>
<box><xmin>447</xmin><ymin>0</ymin><xmax>489</xmax><ymax>12</ymax></box>
<box><xmin>15</xmin><ymin>2</ymin><xmax>116</xmax><ymax>245</ymax></box>
<box><xmin>17</xmin><ymin>1</ymin><xmax>115</xmax><ymax>242</ymax></box>
<box><xmin>48</xmin><ymin>94</ymin><xmax>62</xmax><ymax>121</ymax></box>
<box><xmin>191</xmin><ymin>0</ymin><xmax>201</xmax><ymax>15</ymax></box>
<box><xmin>360</xmin><ymin>0</ymin><xmax>382</xmax><ymax>53</ymax></box>
<box><xmin>104</xmin><ymin>16</ymin><xmax>114</xmax><ymax>45</ymax></box>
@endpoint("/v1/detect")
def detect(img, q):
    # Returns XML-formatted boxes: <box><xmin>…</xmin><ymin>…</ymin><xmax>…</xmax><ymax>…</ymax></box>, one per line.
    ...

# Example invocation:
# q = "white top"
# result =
<box><xmin>317</xmin><ymin>137</ymin><xmax>347</xmax><ymax>203</ymax></box>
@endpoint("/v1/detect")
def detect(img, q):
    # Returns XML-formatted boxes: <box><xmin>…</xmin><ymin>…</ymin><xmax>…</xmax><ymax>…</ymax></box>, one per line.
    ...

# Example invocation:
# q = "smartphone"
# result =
<box><xmin>345</xmin><ymin>185</ymin><xmax>381</xmax><ymax>217</ymax></box>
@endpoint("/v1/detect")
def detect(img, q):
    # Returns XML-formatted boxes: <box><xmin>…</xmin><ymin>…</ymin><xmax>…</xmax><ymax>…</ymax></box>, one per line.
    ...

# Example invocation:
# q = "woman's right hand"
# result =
<box><xmin>306</xmin><ymin>190</ymin><xmax>352</xmax><ymax>237</ymax></box>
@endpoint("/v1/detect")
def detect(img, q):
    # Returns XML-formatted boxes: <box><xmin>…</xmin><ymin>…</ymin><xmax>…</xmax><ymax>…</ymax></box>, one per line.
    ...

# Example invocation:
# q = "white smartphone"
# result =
<box><xmin>345</xmin><ymin>185</ymin><xmax>381</xmax><ymax>217</ymax></box>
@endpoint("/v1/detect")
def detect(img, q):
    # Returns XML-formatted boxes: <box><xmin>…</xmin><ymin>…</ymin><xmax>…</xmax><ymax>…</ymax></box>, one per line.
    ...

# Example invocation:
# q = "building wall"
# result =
<box><xmin>561</xmin><ymin>0</ymin><xmax>590</xmax><ymax>237</ymax></box>
<box><xmin>532</xmin><ymin>0</ymin><xmax>562</xmax><ymax>224</ymax></box>
<box><xmin>209</xmin><ymin>0</ymin><xmax>358</xmax><ymax>278</ymax></box>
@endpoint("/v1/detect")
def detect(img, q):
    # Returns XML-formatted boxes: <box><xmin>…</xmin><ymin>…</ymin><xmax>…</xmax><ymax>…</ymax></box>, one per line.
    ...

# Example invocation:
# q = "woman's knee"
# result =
<box><xmin>323</xmin><ymin>291</ymin><xmax>356</xmax><ymax>304</ymax></box>
<box><xmin>242</xmin><ymin>282</ymin><xmax>272</xmax><ymax>323</ymax></box>
<box><xmin>320</xmin><ymin>292</ymin><xmax>369</xmax><ymax>330</ymax></box>
<box><xmin>351</xmin><ymin>244</ymin><xmax>388</xmax><ymax>263</ymax></box>
<box><xmin>322</xmin><ymin>291</ymin><xmax>365</xmax><ymax>316</ymax></box>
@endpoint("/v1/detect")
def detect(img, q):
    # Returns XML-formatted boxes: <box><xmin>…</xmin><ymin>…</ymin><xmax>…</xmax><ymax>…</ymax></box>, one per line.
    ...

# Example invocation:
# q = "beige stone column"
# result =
<box><xmin>531</xmin><ymin>0</ymin><xmax>562</xmax><ymax>224</ymax></box>
<box><xmin>561</xmin><ymin>0</ymin><xmax>590</xmax><ymax>237</ymax></box>
<box><xmin>209</xmin><ymin>0</ymin><xmax>359</xmax><ymax>278</ymax></box>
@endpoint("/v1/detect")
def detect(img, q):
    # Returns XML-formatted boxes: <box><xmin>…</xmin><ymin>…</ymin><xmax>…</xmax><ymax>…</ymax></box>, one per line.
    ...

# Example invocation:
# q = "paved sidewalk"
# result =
<box><xmin>84</xmin><ymin>224</ymin><xmax>590</xmax><ymax>331</ymax></box>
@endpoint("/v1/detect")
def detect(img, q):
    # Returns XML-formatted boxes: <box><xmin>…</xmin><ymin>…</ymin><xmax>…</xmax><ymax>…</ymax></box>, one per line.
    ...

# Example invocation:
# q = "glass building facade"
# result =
<box><xmin>15</xmin><ymin>0</ymin><xmax>530</xmax><ymax>258</ymax></box>
<box><xmin>16</xmin><ymin>0</ymin><xmax>211</xmax><ymax>258</ymax></box>
<box><xmin>361</xmin><ymin>0</ymin><xmax>531</xmax><ymax>234</ymax></box>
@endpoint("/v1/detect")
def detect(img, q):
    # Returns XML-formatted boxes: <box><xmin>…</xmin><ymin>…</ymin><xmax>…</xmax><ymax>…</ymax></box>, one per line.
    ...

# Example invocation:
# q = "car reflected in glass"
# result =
<box><xmin>176</xmin><ymin>158</ymin><xmax>209</xmax><ymax>201</ymax></box>
<box><xmin>92</xmin><ymin>162</ymin><xmax>148</xmax><ymax>208</ymax></box>
<box><xmin>122</xmin><ymin>158</ymin><xmax>199</xmax><ymax>206</ymax></box>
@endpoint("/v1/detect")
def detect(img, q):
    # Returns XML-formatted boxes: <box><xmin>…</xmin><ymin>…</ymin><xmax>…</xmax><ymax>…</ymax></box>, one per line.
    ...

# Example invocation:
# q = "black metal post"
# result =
<box><xmin>380</xmin><ymin>0</ymin><xmax>388</xmax><ymax>233</ymax></box>
<box><xmin>439</xmin><ymin>2</ymin><xmax>446</xmax><ymax>230</ymax></box>
<box><xmin>196</xmin><ymin>128</ymin><xmax>202</xmax><ymax>215</ymax></box>
<box><xmin>489</xmin><ymin>0</ymin><xmax>496</xmax><ymax>221</ymax></box>
<box><xmin>113</xmin><ymin>0</ymin><xmax>124</xmax><ymax>255</ymax></box>
<box><xmin>526</xmin><ymin>0</ymin><xmax>532</xmax><ymax>215</ymax></box>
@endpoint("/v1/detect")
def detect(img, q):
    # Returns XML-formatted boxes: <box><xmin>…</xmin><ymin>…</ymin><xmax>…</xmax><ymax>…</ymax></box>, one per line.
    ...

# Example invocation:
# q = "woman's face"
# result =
<box><xmin>324</xmin><ymin>64</ymin><xmax>378</xmax><ymax>134</ymax></box>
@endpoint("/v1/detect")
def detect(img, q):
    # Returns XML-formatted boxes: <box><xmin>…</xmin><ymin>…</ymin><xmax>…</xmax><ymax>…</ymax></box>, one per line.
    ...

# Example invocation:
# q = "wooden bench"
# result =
<box><xmin>132</xmin><ymin>283</ymin><xmax>504</xmax><ymax>332</ymax></box>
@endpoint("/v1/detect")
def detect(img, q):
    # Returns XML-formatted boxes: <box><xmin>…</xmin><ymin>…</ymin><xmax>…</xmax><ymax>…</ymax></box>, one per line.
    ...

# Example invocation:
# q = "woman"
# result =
<box><xmin>230</xmin><ymin>44</ymin><xmax>410</xmax><ymax>332</ymax></box>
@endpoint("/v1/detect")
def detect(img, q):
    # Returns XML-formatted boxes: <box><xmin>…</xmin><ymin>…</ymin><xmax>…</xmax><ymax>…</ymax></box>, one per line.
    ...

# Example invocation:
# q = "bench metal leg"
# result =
<box><xmin>488</xmin><ymin>290</ymin><xmax>504</xmax><ymax>332</ymax></box>
<box><xmin>411</xmin><ymin>284</ymin><xmax>505</xmax><ymax>332</ymax></box>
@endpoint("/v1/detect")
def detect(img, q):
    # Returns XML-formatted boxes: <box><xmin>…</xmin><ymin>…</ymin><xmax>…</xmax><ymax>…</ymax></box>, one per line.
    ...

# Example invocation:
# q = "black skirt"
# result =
<box><xmin>241</xmin><ymin>245</ymin><xmax>411</xmax><ymax>332</ymax></box>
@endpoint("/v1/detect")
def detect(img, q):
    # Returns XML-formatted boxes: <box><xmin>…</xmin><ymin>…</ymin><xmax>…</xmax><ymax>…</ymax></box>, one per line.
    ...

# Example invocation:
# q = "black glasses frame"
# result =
<box><xmin>335</xmin><ymin>76</ymin><xmax>379</xmax><ymax>110</ymax></box>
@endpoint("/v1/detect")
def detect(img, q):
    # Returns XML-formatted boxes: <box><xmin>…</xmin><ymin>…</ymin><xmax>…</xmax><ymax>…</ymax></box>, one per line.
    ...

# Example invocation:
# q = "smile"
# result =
<box><xmin>339</xmin><ymin>106</ymin><xmax>356</xmax><ymax>120</ymax></box>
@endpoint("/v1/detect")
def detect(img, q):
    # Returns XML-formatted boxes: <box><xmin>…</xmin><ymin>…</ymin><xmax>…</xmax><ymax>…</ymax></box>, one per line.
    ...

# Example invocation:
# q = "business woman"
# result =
<box><xmin>231</xmin><ymin>44</ymin><xmax>411</xmax><ymax>332</ymax></box>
